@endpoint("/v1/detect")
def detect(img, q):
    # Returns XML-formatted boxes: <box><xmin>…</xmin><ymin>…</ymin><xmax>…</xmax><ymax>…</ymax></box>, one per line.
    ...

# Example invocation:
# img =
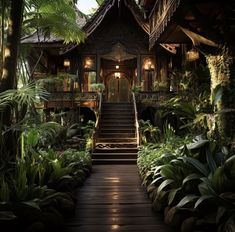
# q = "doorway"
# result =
<box><xmin>107</xmin><ymin>75</ymin><xmax>130</xmax><ymax>102</ymax></box>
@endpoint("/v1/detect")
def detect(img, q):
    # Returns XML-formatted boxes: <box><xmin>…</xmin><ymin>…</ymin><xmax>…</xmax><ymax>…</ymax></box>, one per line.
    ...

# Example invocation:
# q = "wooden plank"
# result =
<box><xmin>65</xmin><ymin>165</ymin><xmax>171</xmax><ymax>232</ymax></box>
<box><xmin>66</xmin><ymin>225</ymin><xmax>171</xmax><ymax>232</ymax></box>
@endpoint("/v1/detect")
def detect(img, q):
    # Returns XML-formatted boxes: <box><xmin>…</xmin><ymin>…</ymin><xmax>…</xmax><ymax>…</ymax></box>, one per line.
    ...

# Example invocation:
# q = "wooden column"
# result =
<box><xmin>96</xmin><ymin>53</ymin><xmax>101</xmax><ymax>83</ymax></box>
<box><xmin>137</xmin><ymin>54</ymin><xmax>141</xmax><ymax>85</ymax></box>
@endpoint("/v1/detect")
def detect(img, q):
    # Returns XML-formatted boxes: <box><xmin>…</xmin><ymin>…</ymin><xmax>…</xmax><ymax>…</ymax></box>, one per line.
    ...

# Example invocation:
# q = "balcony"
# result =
<box><xmin>42</xmin><ymin>91</ymin><xmax>99</xmax><ymax>109</ymax></box>
<box><xmin>135</xmin><ymin>91</ymin><xmax>175</xmax><ymax>106</ymax></box>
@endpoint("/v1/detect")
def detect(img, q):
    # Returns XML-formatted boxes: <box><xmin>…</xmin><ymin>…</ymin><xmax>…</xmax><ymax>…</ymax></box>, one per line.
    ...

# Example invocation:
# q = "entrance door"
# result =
<box><xmin>107</xmin><ymin>76</ymin><xmax>129</xmax><ymax>102</ymax></box>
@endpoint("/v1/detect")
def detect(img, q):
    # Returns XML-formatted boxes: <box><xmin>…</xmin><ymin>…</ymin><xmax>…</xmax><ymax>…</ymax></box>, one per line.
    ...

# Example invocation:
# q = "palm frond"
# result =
<box><xmin>0</xmin><ymin>82</ymin><xmax>49</xmax><ymax>111</ymax></box>
<box><xmin>24</xmin><ymin>0</ymin><xmax>85</xmax><ymax>43</ymax></box>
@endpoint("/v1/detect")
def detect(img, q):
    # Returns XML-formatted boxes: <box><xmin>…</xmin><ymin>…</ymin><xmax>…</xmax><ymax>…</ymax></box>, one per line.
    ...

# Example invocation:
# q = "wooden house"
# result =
<box><xmin>22</xmin><ymin>0</ymin><xmax>235</xmax><ymax>123</ymax></box>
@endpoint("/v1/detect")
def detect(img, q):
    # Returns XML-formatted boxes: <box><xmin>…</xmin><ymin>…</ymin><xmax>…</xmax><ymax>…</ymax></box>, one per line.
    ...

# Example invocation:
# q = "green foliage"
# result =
<box><xmin>0</xmin><ymin>82</ymin><xmax>49</xmax><ymax>112</ymax></box>
<box><xmin>90</xmin><ymin>83</ymin><xmax>105</xmax><ymax>92</ymax></box>
<box><xmin>24</xmin><ymin>0</ymin><xmax>85</xmax><ymax>43</ymax></box>
<box><xmin>138</xmin><ymin>133</ymin><xmax>234</xmax><ymax>231</ymax></box>
<box><xmin>0</xmin><ymin>148</ymin><xmax>92</xmax><ymax>230</ymax></box>
<box><xmin>139</xmin><ymin>119</ymin><xmax>161</xmax><ymax>144</ymax></box>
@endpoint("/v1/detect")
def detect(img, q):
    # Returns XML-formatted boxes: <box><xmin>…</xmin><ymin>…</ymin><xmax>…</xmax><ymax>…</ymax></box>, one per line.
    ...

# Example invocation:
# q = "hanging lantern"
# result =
<box><xmin>186</xmin><ymin>48</ymin><xmax>199</xmax><ymax>62</ymax></box>
<box><xmin>63</xmin><ymin>58</ymin><xmax>70</xmax><ymax>67</ymax></box>
<box><xmin>143</xmin><ymin>58</ymin><xmax>155</xmax><ymax>70</ymax></box>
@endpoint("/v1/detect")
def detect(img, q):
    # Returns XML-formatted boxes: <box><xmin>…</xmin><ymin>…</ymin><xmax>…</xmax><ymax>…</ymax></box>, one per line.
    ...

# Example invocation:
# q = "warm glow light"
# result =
<box><xmin>144</xmin><ymin>58</ymin><xmax>155</xmax><ymax>70</ymax></box>
<box><xmin>85</xmin><ymin>57</ymin><xmax>93</xmax><ymax>69</ymax></box>
<box><xmin>4</xmin><ymin>48</ymin><xmax>10</xmax><ymax>57</ymax></box>
<box><xmin>115</xmin><ymin>65</ymin><xmax>119</xmax><ymax>69</ymax></box>
<box><xmin>111</xmin><ymin>225</ymin><xmax>120</xmax><ymax>230</ymax></box>
<box><xmin>112</xmin><ymin>195</ymin><xmax>119</xmax><ymax>200</ymax></box>
<box><xmin>64</xmin><ymin>58</ymin><xmax>70</xmax><ymax>67</ymax></box>
<box><xmin>114</xmin><ymin>72</ymin><xmax>121</xmax><ymax>79</ymax></box>
<box><xmin>186</xmin><ymin>48</ymin><xmax>199</xmax><ymax>61</ymax></box>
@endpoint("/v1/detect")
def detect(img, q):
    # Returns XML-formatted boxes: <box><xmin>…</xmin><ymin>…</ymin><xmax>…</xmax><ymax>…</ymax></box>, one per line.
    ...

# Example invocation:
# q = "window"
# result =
<box><xmin>83</xmin><ymin>55</ymin><xmax>96</xmax><ymax>92</ymax></box>
<box><xmin>84</xmin><ymin>71</ymin><xmax>96</xmax><ymax>92</ymax></box>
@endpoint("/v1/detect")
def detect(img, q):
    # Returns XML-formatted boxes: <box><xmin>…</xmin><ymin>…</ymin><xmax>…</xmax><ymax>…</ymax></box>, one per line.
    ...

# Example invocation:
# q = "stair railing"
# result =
<box><xmin>132</xmin><ymin>92</ymin><xmax>140</xmax><ymax>147</ymax></box>
<box><xmin>92</xmin><ymin>92</ymin><xmax>103</xmax><ymax>152</ymax></box>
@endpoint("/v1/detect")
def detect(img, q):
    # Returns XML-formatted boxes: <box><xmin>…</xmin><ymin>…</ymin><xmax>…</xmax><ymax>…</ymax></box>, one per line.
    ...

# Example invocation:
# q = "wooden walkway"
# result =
<box><xmin>65</xmin><ymin>165</ymin><xmax>172</xmax><ymax>232</ymax></box>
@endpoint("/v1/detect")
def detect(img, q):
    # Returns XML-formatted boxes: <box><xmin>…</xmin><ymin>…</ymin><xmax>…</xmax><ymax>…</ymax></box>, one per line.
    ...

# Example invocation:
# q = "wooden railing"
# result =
<box><xmin>132</xmin><ymin>92</ymin><xmax>140</xmax><ymax>147</ymax></box>
<box><xmin>149</xmin><ymin>0</ymin><xmax>181</xmax><ymax>49</ymax></box>
<box><xmin>135</xmin><ymin>91</ymin><xmax>173</xmax><ymax>104</ymax></box>
<box><xmin>44</xmin><ymin>91</ymin><xmax>99</xmax><ymax>109</ymax></box>
<box><xmin>92</xmin><ymin>92</ymin><xmax>103</xmax><ymax>152</ymax></box>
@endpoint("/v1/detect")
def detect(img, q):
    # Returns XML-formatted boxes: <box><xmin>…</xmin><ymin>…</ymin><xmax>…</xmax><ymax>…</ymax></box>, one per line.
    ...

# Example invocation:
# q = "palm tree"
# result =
<box><xmin>0</xmin><ymin>0</ymin><xmax>86</xmax><ymax>159</ymax></box>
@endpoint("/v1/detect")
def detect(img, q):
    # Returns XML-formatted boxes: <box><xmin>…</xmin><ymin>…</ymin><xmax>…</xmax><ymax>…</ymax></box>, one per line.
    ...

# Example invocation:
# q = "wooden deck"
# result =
<box><xmin>65</xmin><ymin>165</ymin><xmax>172</xmax><ymax>232</ymax></box>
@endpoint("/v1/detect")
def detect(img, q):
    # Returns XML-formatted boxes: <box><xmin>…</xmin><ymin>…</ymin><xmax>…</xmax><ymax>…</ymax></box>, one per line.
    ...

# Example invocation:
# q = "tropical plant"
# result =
<box><xmin>23</xmin><ymin>0</ymin><xmax>85</xmax><ymax>44</ymax></box>
<box><xmin>139</xmin><ymin>119</ymin><xmax>161</xmax><ymax>144</ymax></box>
<box><xmin>137</xmin><ymin>133</ymin><xmax>235</xmax><ymax>231</ymax></box>
<box><xmin>90</xmin><ymin>83</ymin><xmax>105</xmax><ymax>92</ymax></box>
<box><xmin>0</xmin><ymin>147</ymin><xmax>92</xmax><ymax>231</ymax></box>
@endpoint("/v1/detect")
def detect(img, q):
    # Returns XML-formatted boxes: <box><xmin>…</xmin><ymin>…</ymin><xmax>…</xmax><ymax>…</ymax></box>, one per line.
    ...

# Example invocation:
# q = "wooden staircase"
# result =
<box><xmin>92</xmin><ymin>102</ymin><xmax>138</xmax><ymax>164</ymax></box>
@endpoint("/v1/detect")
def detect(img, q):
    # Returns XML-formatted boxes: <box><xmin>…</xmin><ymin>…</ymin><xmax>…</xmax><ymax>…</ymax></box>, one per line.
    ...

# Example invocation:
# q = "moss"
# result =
<box><xmin>206</xmin><ymin>46</ymin><xmax>234</xmax><ymax>144</ymax></box>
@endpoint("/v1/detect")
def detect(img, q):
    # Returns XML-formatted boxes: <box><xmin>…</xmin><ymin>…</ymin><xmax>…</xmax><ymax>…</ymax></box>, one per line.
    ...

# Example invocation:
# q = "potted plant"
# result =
<box><xmin>90</xmin><ymin>83</ymin><xmax>105</xmax><ymax>93</ymax></box>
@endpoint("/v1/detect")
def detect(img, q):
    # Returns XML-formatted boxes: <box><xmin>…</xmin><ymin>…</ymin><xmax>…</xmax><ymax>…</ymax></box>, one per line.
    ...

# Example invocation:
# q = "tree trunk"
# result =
<box><xmin>0</xmin><ymin>0</ymin><xmax>24</xmax><ymax>159</ymax></box>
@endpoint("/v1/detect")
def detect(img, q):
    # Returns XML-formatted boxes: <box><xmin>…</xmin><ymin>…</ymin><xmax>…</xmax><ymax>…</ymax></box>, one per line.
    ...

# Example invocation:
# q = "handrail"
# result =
<box><xmin>132</xmin><ymin>92</ymin><xmax>140</xmax><ymax>147</ymax></box>
<box><xmin>92</xmin><ymin>92</ymin><xmax>103</xmax><ymax>152</ymax></box>
<box><xmin>95</xmin><ymin>92</ymin><xmax>102</xmax><ymax>129</ymax></box>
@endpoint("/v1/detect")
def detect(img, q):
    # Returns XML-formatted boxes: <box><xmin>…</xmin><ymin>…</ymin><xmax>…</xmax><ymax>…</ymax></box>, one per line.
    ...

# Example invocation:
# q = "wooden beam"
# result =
<box><xmin>179</xmin><ymin>26</ymin><xmax>218</xmax><ymax>47</ymax></box>
<box><xmin>160</xmin><ymin>44</ymin><xmax>178</xmax><ymax>54</ymax></box>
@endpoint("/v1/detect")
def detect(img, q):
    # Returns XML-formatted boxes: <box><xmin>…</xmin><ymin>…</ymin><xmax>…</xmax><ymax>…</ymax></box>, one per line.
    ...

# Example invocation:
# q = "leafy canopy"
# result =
<box><xmin>23</xmin><ymin>0</ymin><xmax>85</xmax><ymax>43</ymax></box>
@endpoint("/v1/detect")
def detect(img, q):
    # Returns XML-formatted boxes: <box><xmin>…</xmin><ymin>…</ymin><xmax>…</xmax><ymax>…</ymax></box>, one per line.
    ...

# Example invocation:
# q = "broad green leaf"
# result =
<box><xmin>182</xmin><ymin>173</ymin><xmax>202</xmax><ymax>185</ymax></box>
<box><xmin>176</xmin><ymin>195</ymin><xmax>198</xmax><ymax>208</ymax></box>
<box><xmin>157</xmin><ymin>179</ymin><xmax>174</xmax><ymax>195</ymax></box>
<box><xmin>219</xmin><ymin>192</ymin><xmax>235</xmax><ymax>201</ymax></box>
<box><xmin>194</xmin><ymin>195</ymin><xmax>214</xmax><ymax>209</ymax></box>
<box><xmin>216</xmin><ymin>206</ymin><xmax>227</xmax><ymax>224</ymax></box>
<box><xmin>26</xmin><ymin>129</ymin><xmax>39</xmax><ymax>147</ymax></box>
<box><xmin>183</xmin><ymin>157</ymin><xmax>209</xmax><ymax>176</ymax></box>
<box><xmin>168</xmin><ymin>187</ymin><xmax>181</xmax><ymax>205</ymax></box>
<box><xmin>0</xmin><ymin>211</ymin><xmax>17</xmax><ymax>221</ymax></box>
<box><xmin>206</xmin><ymin>147</ymin><xmax>217</xmax><ymax>173</ymax></box>
<box><xmin>21</xmin><ymin>201</ymin><xmax>40</xmax><ymax>210</ymax></box>
<box><xmin>151</xmin><ymin>176</ymin><xmax>164</xmax><ymax>185</ymax></box>
<box><xmin>160</xmin><ymin>164</ymin><xmax>175</xmax><ymax>179</ymax></box>
<box><xmin>211</xmin><ymin>167</ymin><xmax>225</xmax><ymax>193</ymax></box>
<box><xmin>186</xmin><ymin>139</ymin><xmax>209</xmax><ymax>150</ymax></box>
<box><xmin>198</xmin><ymin>181</ymin><xmax>216</xmax><ymax>196</ymax></box>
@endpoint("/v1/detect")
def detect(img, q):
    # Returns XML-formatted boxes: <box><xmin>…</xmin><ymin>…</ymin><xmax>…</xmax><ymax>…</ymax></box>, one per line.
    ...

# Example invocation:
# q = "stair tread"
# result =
<box><xmin>93</xmin><ymin>101</ymin><xmax>138</xmax><ymax>163</ymax></box>
<box><xmin>92</xmin><ymin>152</ymin><xmax>137</xmax><ymax>155</ymax></box>
<box><xmin>92</xmin><ymin>159</ymin><xmax>137</xmax><ymax>163</ymax></box>
<box><xmin>96</xmin><ymin>142</ymin><xmax>137</xmax><ymax>145</ymax></box>
<box><xmin>97</xmin><ymin>138</ymin><xmax>136</xmax><ymax>140</ymax></box>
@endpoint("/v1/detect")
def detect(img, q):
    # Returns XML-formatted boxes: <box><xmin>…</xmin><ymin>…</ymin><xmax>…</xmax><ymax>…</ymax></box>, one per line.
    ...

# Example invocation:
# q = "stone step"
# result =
<box><xmin>101</xmin><ymin>125</ymin><xmax>135</xmax><ymax>129</ymax></box>
<box><xmin>92</xmin><ymin>158</ymin><xmax>137</xmax><ymax>164</ymax></box>
<box><xmin>98</xmin><ymin>132</ymin><xmax>136</xmax><ymax>138</ymax></box>
<box><xmin>92</xmin><ymin>152</ymin><xmax>137</xmax><ymax>159</ymax></box>
<box><xmin>95</xmin><ymin>143</ymin><xmax>137</xmax><ymax>148</ymax></box>
<box><xmin>96</xmin><ymin>138</ymin><xmax>137</xmax><ymax>143</ymax></box>
<box><xmin>102</xmin><ymin>107</ymin><xmax>133</xmax><ymax>111</ymax></box>
<box><xmin>101</xmin><ymin>113</ymin><xmax>134</xmax><ymax>117</ymax></box>
<box><xmin>94</xmin><ymin>147</ymin><xmax>138</xmax><ymax>153</ymax></box>
<box><xmin>101</xmin><ymin>118</ymin><xmax>134</xmax><ymax>122</ymax></box>
<box><xmin>99</xmin><ymin>128</ymin><xmax>136</xmax><ymax>133</ymax></box>
<box><xmin>100</xmin><ymin>123</ymin><xmax>135</xmax><ymax>127</ymax></box>
<box><xmin>102</xmin><ymin>102</ymin><xmax>132</xmax><ymax>106</ymax></box>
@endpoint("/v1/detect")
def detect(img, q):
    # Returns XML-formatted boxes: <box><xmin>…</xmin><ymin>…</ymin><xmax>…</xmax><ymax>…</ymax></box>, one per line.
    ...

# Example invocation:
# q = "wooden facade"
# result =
<box><xmin>22</xmin><ymin>0</ymin><xmax>235</xmax><ymax>120</ymax></box>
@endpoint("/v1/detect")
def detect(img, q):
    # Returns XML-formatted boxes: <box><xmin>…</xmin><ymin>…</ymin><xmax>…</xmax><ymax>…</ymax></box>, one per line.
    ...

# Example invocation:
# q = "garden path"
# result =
<box><xmin>65</xmin><ymin>165</ymin><xmax>172</xmax><ymax>232</ymax></box>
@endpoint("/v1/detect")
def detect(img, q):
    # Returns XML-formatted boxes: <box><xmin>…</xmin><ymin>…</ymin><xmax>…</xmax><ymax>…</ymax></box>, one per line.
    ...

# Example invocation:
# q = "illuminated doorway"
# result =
<box><xmin>107</xmin><ymin>75</ymin><xmax>130</xmax><ymax>102</ymax></box>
